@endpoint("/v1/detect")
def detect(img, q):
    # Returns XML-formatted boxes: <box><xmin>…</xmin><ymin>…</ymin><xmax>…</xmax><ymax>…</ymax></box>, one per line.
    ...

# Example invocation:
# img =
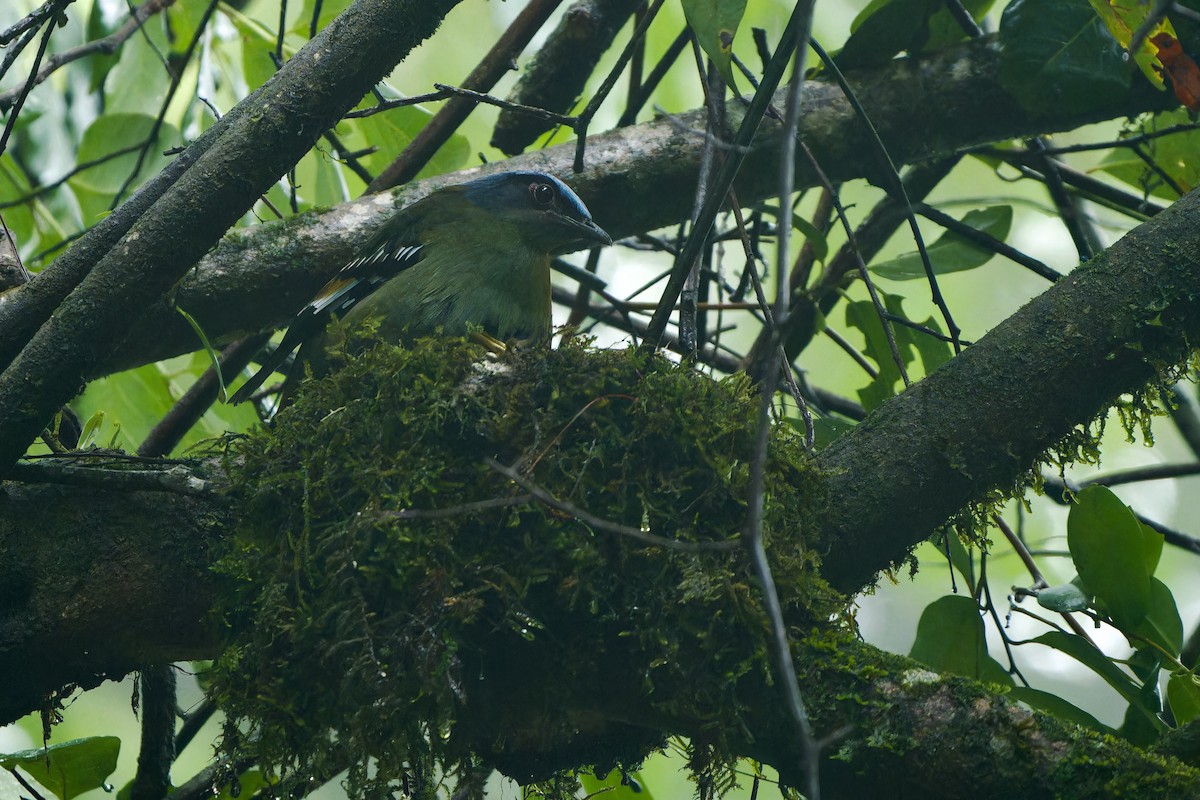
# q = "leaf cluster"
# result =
<box><xmin>211</xmin><ymin>334</ymin><xmax>838</xmax><ymax>797</ymax></box>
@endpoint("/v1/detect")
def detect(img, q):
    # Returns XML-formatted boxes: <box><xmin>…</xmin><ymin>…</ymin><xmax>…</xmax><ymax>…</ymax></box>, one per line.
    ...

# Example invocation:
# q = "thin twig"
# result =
<box><xmin>366</xmin><ymin>0</ymin><xmax>563</xmax><ymax>192</ymax></box>
<box><xmin>809</xmin><ymin>37</ymin><xmax>962</xmax><ymax>355</ymax></box>
<box><xmin>0</xmin><ymin>1</ymin><xmax>64</xmax><ymax>159</ymax></box>
<box><xmin>744</xmin><ymin>11</ymin><xmax>821</xmax><ymax>798</ymax></box>
<box><xmin>383</xmin><ymin>493</ymin><xmax>534</xmax><ymax>520</ymax></box>
<box><xmin>487</xmin><ymin>458</ymin><xmax>739</xmax><ymax>553</ymax></box>
<box><xmin>572</xmin><ymin>0</ymin><xmax>668</xmax><ymax>172</ymax></box>
<box><xmin>643</xmin><ymin>3</ymin><xmax>810</xmax><ymax>349</ymax></box>
<box><xmin>0</xmin><ymin>0</ymin><xmax>173</xmax><ymax>112</ymax></box>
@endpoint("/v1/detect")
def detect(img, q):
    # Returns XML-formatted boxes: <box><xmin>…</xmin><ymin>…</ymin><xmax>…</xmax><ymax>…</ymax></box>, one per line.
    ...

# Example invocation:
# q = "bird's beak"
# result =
<box><xmin>551</xmin><ymin>217</ymin><xmax>612</xmax><ymax>253</ymax></box>
<box><xmin>579</xmin><ymin>218</ymin><xmax>612</xmax><ymax>247</ymax></box>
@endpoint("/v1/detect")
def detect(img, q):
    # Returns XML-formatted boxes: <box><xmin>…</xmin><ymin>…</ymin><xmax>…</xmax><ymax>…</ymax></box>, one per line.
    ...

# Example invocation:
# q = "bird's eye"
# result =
<box><xmin>530</xmin><ymin>182</ymin><xmax>556</xmax><ymax>208</ymax></box>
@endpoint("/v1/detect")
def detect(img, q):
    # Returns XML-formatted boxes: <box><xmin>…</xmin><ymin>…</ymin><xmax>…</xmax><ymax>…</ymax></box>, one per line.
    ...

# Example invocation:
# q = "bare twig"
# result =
<box><xmin>367</xmin><ymin>0</ymin><xmax>564</xmax><ymax>192</ymax></box>
<box><xmin>487</xmin><ymin>457</ymin><xmax>739</xmax><ymax>553</ymax></box>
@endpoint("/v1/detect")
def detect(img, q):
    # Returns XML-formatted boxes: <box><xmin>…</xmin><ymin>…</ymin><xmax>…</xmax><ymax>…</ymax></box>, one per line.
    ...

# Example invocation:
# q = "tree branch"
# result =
<box><xmin>814</xmin><ymin>188</ymin><xmax>1200</xmax><ymax>592</ymax></box>
<box><xmin>0</xmin><ymin>0</ymin><xmax>465</xmax><ymax>475</ymax></box>
<box><xmin>67</xmin><ymin>35</ymin><xmax>1176</xmax><ymax>379</ymax></box>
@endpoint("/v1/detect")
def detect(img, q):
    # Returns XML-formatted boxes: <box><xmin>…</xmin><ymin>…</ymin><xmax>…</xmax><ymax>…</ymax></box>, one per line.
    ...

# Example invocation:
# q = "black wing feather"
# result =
<box><xmin>228</xmin><ymin>239</ymin><xmax>425</xmax><ymax>404</ymax></box>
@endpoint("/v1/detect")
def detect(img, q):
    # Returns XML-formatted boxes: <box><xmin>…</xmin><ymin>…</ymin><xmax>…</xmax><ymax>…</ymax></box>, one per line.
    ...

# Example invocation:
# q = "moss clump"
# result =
<box><xmin>213</xmin><ymin>332</ymin><xmax>837</xmax><ymax>798</ymax></box>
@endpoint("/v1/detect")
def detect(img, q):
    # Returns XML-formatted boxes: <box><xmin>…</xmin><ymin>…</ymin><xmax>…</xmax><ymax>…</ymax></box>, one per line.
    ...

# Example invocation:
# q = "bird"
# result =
<box><xmin>228</xmin><ymin>171</ymin><xmax>611</xmax><ymax>406</ymax></box>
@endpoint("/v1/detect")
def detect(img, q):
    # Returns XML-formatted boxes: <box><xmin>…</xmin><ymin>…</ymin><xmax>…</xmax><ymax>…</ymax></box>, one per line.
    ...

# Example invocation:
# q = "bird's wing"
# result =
<box><xmin>228</xmin><ymin>238</ymin><xmax>426</xmax><ymax>404</ymax></box>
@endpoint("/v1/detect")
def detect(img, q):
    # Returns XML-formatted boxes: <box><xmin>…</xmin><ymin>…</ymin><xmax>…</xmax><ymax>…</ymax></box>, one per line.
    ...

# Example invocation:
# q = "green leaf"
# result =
<box><xmin>1100</xmin><ymin>110</ymin><xmax>1200</xmax><ymax>199</ymax></box>
<box><xmin>67</xmin><ymin>114</ymin><xmax>179</xmax><ymax>224</ymax></box>
<box><xmin>222</xmin><ymin>5</ymin><xmax>302</xmax><ymax>92</ymax></box>
<box><xmin>845</xmin><ymin>292</ymin><xmax>953</xmax><ymax>410</ymax></box>
<box><xmin>340</xmin><ymin>104</ymin><xmax>468</xmax><ymax>183</ymax></box>
<box><xmin>873</xmin><ymin>206</ymin><xmax>1012</xmax><ymax>281</ymax></box>
<box><xmin>909</xmin><ymin>595</ymin><xmax>1013</xmax><ymax>685</ymax></box>
<box><xmin>1167</xmin><ymin>671</ymin><xmax>1200</xmax><ymax>724</ymax></box>
<box><xmin>1037</xmin><ymin>581</ymin><xmax>1090</xmax><ymax>613</ymax></box>
<box><xmin>1118</xmin><ymin>674</ymin><xmax>1164</xmax><ymax>745</ymax></box>
<box><xmin>580</xmin><ymin>768</ymin><xmax>653</xmax><ymax>800</ymax></box>
<box><xmin>998</xmin><ymin>0</ymin><xmax>1131</xmax><ymax>117</ymax></box>
<box><xmin>681</xmin><ymin>0</ymin><xmax>747</xmax><ymax>86</ymax></box>
<box><xmin>104</xmin><ymin>16</ymin><xmax>170</xmax><ymax>114</ymax></box>
<box><xmin>1032</xmin><ymin>631</ymin><xmax>1165</xmax><ymax>731</ymax></box>
<box><xmin>1007</xmin><ymin>686</ymin><xmax>1113</xmax><ymax>733</ymax></box>
<box><xmin>1140</xmin><ymin>521</ymin><xmax>1164</xmax><ymax>578</ymax></box>
<box><xmin>759</xmin><ymin>203</ymin><xmax>830</xmax><ymax>264</ymax></box>
<box><xmin>924</xmin><ymin>0</ymin><xmax>996</xmax><ymax>50</ymax></box>
<box><xmin>931</xmin><ymin>529</ymin><xmax>976</xmax><ymax>594</ymax></box>
<box><xmin>0</xmin><ymin>737</ymin><xmax>120</xmax><ymax>800</ymax></box>
<box><xmin>1067</xmin><ymin>485</ymin><xmax>1151</xmax><ymax>629</ymax></box>
<box><xmin>1133</xmin><ymin>577</ymin><xmax>1182</xmax><ymax>655</ymax></box>
<box><xmin>838</xmin><ymin>0</ymin><xmax>942</xmax><ymax>69</ymax></box>
<box><xmin>177</xmin><ymin>306</ymin><xmax>228</xmax><ymax>401</ymax></box>
<box><xmin>1086</xmin><ymin>0</ymin><xmax>1172</xmax><ymax>88</ymax></box>
<box><xmin>290</xmin><ymin>0</ymin><xmax>354</xmax><ymax>35</ymax></box>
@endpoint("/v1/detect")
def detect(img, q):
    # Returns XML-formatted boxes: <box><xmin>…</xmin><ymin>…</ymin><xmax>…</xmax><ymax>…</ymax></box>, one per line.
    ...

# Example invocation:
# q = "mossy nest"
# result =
<box><xmin>213</xmin><ymin>333</ymin><xmax>837</xmax><ymax>798</ymax></box>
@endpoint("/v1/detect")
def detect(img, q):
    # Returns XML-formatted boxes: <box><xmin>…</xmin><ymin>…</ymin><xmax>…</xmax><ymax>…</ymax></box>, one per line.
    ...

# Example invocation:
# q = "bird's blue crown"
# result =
<box><xmin>460</xmin><ymin>171</ymin><xmax>594</xmax><ymax>222</ymax></box>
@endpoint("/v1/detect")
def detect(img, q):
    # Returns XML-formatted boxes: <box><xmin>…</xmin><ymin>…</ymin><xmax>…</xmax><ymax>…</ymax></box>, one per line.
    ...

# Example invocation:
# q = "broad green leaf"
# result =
<box><xmin>167</xmin><ymin>0</ymin><xmax>215</xmax><ymax>56</ymax></box>
<box><xmin>72</xmin><ymin>365</ymin><xmax>172</xmax><ymax>451</ymax></box>
<box><xmin>999</xmin><ymin>0</ymin><xmax>1130</xmax><ymax>117</ymax></box>
<box><xmin>1141</xmin><ymin>521</ymin><xmax>1164</xmax><ymax>578</ymax></box>
<box><xmin>681</xmin><ymin>0</ymin><xmax>747</xmax><ymax>86</ymax></box>
<box><xmin>845</xmin><ymin>292</ymin><xmax>952</xmax><ymax>410</ymax></box>
<box><xmin>1033</xmin><ymin>631</ymin><xmax>1165</xmax><ymax>731</ymax></box>
<box><xmin>1118</xmin><ymin>673</ymin><xmax>1164</xmax><ymax>745</ymax></box>
<box><xmin>222</xmin><ymin>5</ymin><xmax>304</xmax><ymax>92</ymax></box>
<box><xmin>1087</xmin><ymin>0</ymin><xmax>1173</xmax><ymax>88</ymax></box>
<box><xmin>1008</xmin><ymin>686</ymin><xmax>1114</xmax><ymax>733</ymax></box>
<box><xmin>0</xmin><ymin>737</ymin><xmax>119</xmax><ymax>800</ymax></box>
<box><xmin>67</xmin><ymin>114</ymin><xmax>179</xmax><ymax>224</ymax></box>
<box><xmin>83</xmin><ymin>1</ymin><xmax>123</xmax><ymax>93</ymax></box>
<box><xmin>290</xmin><ymin>0</ymin><xmax>354</xmax><ymax>36</ymax></box>
<box><xmin>1067</xmin><ymin>485</ymin><xmax>1150</xmax><ymax>629</ymax></box>
<box><xmin>1133</xmin><ymin>578</ymin><xmax>1182</xmax><ymax>655</ymax></box>
<box><xmin>838</xmin><ymin>0</ymin><xmax>942</xmax><ymax>69</ymax></box>
<box><xmin>1168</xmin><ymin>672</ymin><xmax>1200</xmax><ymax>724</ymax></box>
<box><xmin>339</xmin><ymin>105</ymin><xmax>468</xmax><ymax>183</ymax></box>
<box><xmin>580</xmin><ymin>768</ymin><xmax>653</xmax><ymax>800</ymax></box>
<box><xmin>1037</xmin><ymin>581</ymin><xmax>1090</xmax><ymax>613</ymax></box>
<box><xmin>759</xmin><ymin>203</ymin><xmax>831</xmax><ymax>264</ymax></box>
<box><xmin>909</xmin><ymin>595</ymin><xmax>1013</xmax><ymax>685</ymax></box>
<box><xmin>74</xmin><ymin>356</ymin><xmax>258</xmax><ymax>454</ymax></box>
<box><xmin>804</xmin><ymin>413</ymin><xmax>856</xmax><ymax>449</ymax></box>
<box><xmin>1100</xmin><ymin>109</ymin><xmax>1200</xmax><ymax>199</ymax></box>
<box><xmin>873</xmin><ymin>206</ymin><xmax>1012</xmax><ymax>281</ymax></box>
<box><xmin>0</xmin><ymin>154</ymin><xmax>42</xmax><ymax>260</ymax></box>
<box><xmin>924</xmin><ymin>0</ymin><xmax>996</xmax><ymax>50</ymax></box>
<box><xmin>104</xmin><ymin>16</ymin><xmax>170</xmax><ymax>114</ymax></box>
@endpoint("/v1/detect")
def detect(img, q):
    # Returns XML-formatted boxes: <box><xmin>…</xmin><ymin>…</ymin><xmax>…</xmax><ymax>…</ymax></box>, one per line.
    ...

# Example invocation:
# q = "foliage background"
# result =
<box><xmin>2</xmin><ymin>0</ymin><xmax>1199</xmax><ymax>797</ymax></box>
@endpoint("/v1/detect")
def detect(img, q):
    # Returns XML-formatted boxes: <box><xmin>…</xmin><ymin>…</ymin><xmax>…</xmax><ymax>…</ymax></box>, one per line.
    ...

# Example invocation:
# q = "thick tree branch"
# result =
<box><xmin>2</xmin><ymin>477</ymin><xmax>1197</xmax><ymax>798</ymax></box>
<box><xmin>10</xmin><ymin>194</ymin><xmax>1196</xmax><ymax>721</ymax></box>
<box><xmin>0</xmin><ymin>480</ymin><xmax>225</xmax><ymax>724</ymax></box>
<box><xmin>0</xmin><ymin>0</ymin><xmax>464</xmax><ymax>475</ymax></box>
<box><xmin>64</xmin><ymin>34</ymin><xmax>1175</xmax><ymax>379</ymax></box>
<box><xmin>815</xmin><ymin>188</ymin><xmax>1200</xmax><ymax>592</ymax></box>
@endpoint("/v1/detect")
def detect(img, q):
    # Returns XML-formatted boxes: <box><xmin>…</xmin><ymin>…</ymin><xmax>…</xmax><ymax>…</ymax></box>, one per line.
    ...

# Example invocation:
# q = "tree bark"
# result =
<box><xmin>55</xmin><ymin>35</ymin><xmax>1175</xmax><ymax>379</ymax></box>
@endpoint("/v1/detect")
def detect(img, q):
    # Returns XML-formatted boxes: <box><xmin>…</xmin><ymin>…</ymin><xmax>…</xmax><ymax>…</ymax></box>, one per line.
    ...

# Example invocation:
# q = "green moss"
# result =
<box><xmin>212</xmin><ymin>333</ymin><xmax>838</xmax><ymax>798</ymax></box>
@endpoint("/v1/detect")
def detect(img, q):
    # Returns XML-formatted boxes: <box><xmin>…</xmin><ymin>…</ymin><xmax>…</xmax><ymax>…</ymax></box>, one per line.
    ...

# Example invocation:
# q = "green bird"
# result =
<box><xmin>229</xmin><ymin>171</ymin><xmax>611</xmax><ymax>406</ymax></box>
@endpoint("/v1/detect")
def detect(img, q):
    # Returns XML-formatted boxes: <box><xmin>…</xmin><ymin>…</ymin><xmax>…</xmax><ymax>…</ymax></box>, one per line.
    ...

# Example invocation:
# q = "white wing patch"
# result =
<box><xmin>305</xmin><ymin>243</ymin><xmax>424</xmax><ymax>318</ymax></box>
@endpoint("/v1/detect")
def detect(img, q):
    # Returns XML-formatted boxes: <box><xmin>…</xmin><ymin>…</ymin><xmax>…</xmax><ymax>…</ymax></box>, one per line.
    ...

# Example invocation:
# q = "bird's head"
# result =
<box><xmin>460</xmin><ymin>171</ymin><xmax>612</xmax><ymax>255</ymax></box>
